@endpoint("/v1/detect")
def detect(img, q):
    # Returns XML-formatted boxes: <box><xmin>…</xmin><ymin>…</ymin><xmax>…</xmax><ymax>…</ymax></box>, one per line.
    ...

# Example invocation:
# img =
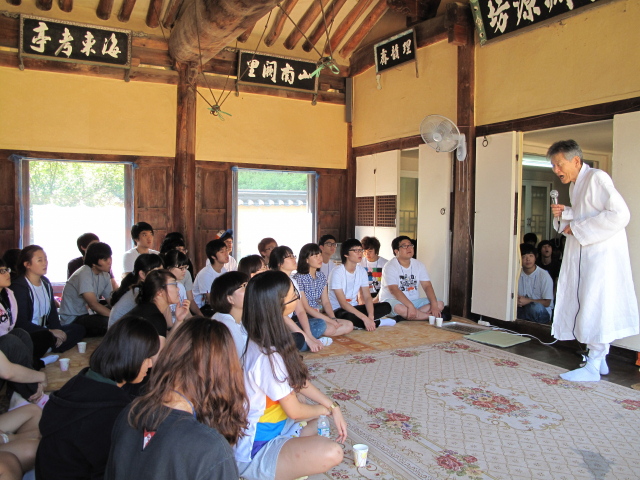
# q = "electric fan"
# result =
<box><xmin>419</xmin><ymin>114</ymin><xmax>467</xmax><ymax>161</ymax></box>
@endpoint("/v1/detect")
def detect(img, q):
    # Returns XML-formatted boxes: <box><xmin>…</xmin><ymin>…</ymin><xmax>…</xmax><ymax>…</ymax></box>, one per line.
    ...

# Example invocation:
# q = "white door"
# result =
<box><xmin>472</xmin><ymin>132</ymin><xmax>521</xmax><ymax>321</ymax></box>
<box><xmin>611</xmin><ymin>111</ymin><xmax>640</xmax><ymax>351</ymax></box>
<box><xmin>417</xmin><ymin>144</ymin><xmax>452</xmax><ymax>303</ymax></box>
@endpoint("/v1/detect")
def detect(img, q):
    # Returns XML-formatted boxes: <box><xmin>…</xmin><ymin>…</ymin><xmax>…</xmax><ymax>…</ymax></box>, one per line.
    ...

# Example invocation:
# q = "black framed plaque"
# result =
<box><xmin>237</xmin><ymin>51</ymin><xmax>319</xmax><ymax>94</ymax></box>
<box><xmin>374</xmin><ymin>29</ymin><xmax>418</xmax><ymax>74</ymax></box>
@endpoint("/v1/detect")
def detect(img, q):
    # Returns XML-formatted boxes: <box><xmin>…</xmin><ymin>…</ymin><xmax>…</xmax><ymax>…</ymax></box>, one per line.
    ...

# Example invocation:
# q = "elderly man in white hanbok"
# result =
<box><xmin>549</xmin><ymin>140</ymin><xmax>639</xmax><ymax>382</ymax></box>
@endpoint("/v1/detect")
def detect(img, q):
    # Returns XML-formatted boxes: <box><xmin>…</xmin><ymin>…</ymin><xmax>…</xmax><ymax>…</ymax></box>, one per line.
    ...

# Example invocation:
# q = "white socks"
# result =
<box><xmin>319</xmin><ymin>337</ymin><xmax>333</xmax><ymax>347</ymax></box>
<box><xmin>600</xmin><ymin>356</ymin><xmax>609</xmax><ymax>375</ymax></box>
<box><xmin>560</xmin><ymin>358</ymin><xmax>601</xmax><ymax>382</ymax></box>
<box><xmin>378</xmin><ymin>318</ymin><xmax>397</xmax><ymax>327</ymax></box>
<box><xmin>41</xmin><ymin>355</ymin><xmax>59</xmax><ymax>366</ymax></box>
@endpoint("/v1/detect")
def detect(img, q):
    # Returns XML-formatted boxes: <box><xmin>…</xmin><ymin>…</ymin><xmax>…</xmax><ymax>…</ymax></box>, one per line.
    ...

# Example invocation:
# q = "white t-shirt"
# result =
<box><xmin>212</xmin><ymin>312</ymin><xmax>247</xmax><ymax>359</ymax></box>
<box><xmin>320</xmin><ymin>259</ymin><xmax>336</xmax><ymax>278</ymax></box>
<box><xmin>207</xmin><ymin>256</ymin><xmax>238</xmax><ymax>272</ymax></box>
<box><xmin>122</xmin><ymin>247</ymin><xmax>159</xmax><ymax>274</ymax></box>
<box><xmin>379</xmin><ymin>257</ymin><xmax>430</xmax><ymax>303</ymax></box>
<box><xmin>27</xmin><ymin>279</ymin><xmax>50</xmax><ymax>326</ymax></box>
<box><xmin>192</xmin><ymin>265</ymin><xmax>226</xmax><ymax>308</ymax></box>
<box><xmin>235</xmin><ymin>341</ymin><xmax>293</xmax><ymax>463</ymax></box>
<box><xmin>170</xmin><ymin>282</ymin><xmax>187</xmax><ymax>323</ymax></box>
<box><xmin>359</xmin><ymin>257</ymin><xmax>388</xmax><ymax>295</ymax></box>
<box><xmin>518</xmin><ymin>266</ymin><xmax>554</xmax><ymax>316</ymax></box>
<box><xmin>328</xmin><ymin>264</ymin><xmax>369</xmax><ymax>311</ymax></box>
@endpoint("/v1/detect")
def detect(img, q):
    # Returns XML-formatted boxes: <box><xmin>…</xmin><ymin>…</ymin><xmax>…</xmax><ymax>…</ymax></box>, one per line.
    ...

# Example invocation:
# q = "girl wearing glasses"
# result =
<box><xmin>211</xmin><ymin>272</ymin><xmax>249</xmax><ymax>359</ymax></box>
<box><xmin>236</xmin><ymin>270</ymin><xmax>346</xmax><ymax>480</ymax></box>
<box><xmin>161</xmin><ymin>250</ymin><xmax>192</xmax><ymax>324</ymax></box>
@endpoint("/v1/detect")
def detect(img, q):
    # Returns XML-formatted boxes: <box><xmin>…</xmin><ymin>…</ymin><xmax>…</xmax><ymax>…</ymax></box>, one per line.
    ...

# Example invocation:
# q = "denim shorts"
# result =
<box><xmin>386</xmin><ymin>297</ymin><xmax>433</xmax><ymax>312</ymax></box>
<box><xmin>292</xmin><ymin>316</ymin><xmax>327</xmax><ymax>352</ymax></box>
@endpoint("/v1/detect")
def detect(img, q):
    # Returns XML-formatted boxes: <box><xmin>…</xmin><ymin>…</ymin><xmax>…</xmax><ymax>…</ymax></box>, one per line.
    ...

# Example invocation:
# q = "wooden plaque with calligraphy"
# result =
<box><xmin>20</xmin><ymin>15</ymin><xmax>132</xmax><ymax>68</ymax></box>
<box><xmin>470</xmin><ymin>0</ymin><xmax>612</xmax><ymax>45</ymax></box>
<box><xmin>374</xmin><ymin>29</ymin><xmax>418</xmax><ymax>74</ymax></box>
<box><xmin>237</xmin><ymin>51</ymin><xmax>319</xmax><ymax>94</ymax></box>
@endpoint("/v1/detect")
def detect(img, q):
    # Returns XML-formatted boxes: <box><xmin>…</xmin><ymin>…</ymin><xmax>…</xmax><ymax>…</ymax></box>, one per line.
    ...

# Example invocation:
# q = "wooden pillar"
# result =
<box><xmin>449</xmin><ymin>25</ymin><xmax>475</xmax><ymax>317</ymax></box>
<box><xmin>174</xmin><ymin>62</ymin><xmax>197</xmax><ymax>257</ymax></box>
<box><xmin>345</xmin><ymin>122</ymin><xmax>356</xmax><ymax>240</ymax></box>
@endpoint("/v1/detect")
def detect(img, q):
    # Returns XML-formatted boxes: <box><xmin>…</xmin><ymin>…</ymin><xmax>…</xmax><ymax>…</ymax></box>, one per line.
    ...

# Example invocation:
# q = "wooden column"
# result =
<box><xmin>174</xmin><ymin>62</ymin><xmax>198</xmax><ymax>256</ymax></box>
<box><xmin>449</xmin><ymin>23</ymin><xmax>475</xmax><ymax>317</ymax></box>
<box><xmin>345</xmin><ymin>122</ymin><xmax>356</xmax><ymax>240</ymax></box>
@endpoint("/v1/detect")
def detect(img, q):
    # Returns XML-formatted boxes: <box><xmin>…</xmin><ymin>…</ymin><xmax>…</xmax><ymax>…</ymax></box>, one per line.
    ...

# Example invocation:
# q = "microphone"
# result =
<box><xmin>550</xmin><ymin>190</ymin><xmax>559</xmax><ymax>220</ymax></box>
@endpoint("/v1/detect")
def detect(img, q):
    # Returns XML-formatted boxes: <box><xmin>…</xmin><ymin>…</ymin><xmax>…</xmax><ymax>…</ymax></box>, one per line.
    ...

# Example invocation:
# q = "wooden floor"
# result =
<box><xmin>43</xmin><ymin>316</ymin><xmax>640</xmax><ymax>393</ymax></box>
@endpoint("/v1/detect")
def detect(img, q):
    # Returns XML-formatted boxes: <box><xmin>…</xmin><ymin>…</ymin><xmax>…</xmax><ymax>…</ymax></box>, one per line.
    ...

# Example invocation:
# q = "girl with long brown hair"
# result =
<box><xmin>105</xmin><ymin>317</ymin><xmax>247</xmax><ymax>480</ymax></box>
<box><xmin>236</xmin><ymin>270</ymin><xmax>347</xmax><ymax>480</ymax></box>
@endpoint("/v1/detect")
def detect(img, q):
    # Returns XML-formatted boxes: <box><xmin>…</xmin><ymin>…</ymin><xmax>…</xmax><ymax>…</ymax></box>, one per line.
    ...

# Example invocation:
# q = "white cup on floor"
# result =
<box><xmin>77</xmin><ymin>342</ymin><xmax>87</xmax><ymax>353</ymax></box>
<box><xmin>353</xmin><ymin>444</ymin><xmax>369</xmax><ymax>467</ymax></box>
<box><xmin>435</xmin><ymin>317</ymin><xmax>443</xmax><ymax>327</ymax></box>
<box><xmin>59</xmin><ymin>358</ymin><xmax>70</xmax><ymax>371</ymax></box>
<box><xmin>428</xmin><ymin>316</ymin><xmax>435</xmax><ymax>325</ymax></box>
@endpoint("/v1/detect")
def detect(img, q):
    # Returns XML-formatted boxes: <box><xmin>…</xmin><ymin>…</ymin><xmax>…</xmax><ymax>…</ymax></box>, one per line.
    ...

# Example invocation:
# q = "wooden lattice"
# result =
<box><xmin>376</xmin><ymin>195</ymin><xmax>397</xmax><ymax>227</ymax></box>
<box><xmin>356</xmin><ymin>196</ymin><xmax>375</xmax><ymax>226</ymax></box>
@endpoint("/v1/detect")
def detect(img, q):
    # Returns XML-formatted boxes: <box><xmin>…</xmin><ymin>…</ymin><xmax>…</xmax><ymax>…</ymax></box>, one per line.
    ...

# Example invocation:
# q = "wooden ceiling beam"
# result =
<box><xmin>59</xmin><ymin>0</ymin><xmax>73</xmax><ymax>13</ymax></box>
<box><xmin>6</xmin><ymin>0</ymin><xmax>21</xmax><ymax>6</ymax></box>
<box><xmin>169</xmin><ymin>0</ymin><xmax>279</xmax><ymax>64</ymax></box>
<box><xmin>162</xmin><ymin>0</ymin><xmax>185</xmax><ymax>29</ymax></box>
<box><xmin>96</xmin><ymin>0</ymin><xmax>114</xmax><ymax>20</ymax></box>
<box><xmin>264</xmin><ymin>0</ymin><xmax>299</xmax><ymax>47</ymax></box>
<box><xmin>146</xmin><ymin>0</ymin><xmax>163</xmax><ymax>28</ymax></box>
<box><xmin>325</xmin><ymin>0</ymin><xmax>373</xmax><ymax>55</ymax></box>
<box><xmin>237</xmin><ymin>22</ymin><xmax>256</xmax><ymax>43</ymax></box>
<box><xmin>36</xmin><ymin>0</ymin><xmax>53</xmax><ymax>10</ymax></box>
<box><xmin>338</xmin><ymin>0</ymin><xmax>388</xmax><ymax>58</ymax></box>
<box><xmin>118</xmin><ymin>0</ymin><xmax>137</xmax><ymax>22</ymax></box>
<box><xmin>283</xmin><ymin>0</ymin><xmax>329</xmax><ymax>50</ymax></box>
<box><xmin>302</xmin><ymin>0</ymin><xmax>347</xmax><ymax>53</ymax></box>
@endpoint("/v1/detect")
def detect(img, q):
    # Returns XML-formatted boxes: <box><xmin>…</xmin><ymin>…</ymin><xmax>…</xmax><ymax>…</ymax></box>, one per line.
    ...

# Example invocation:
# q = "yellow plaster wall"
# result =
<box><xmin>352</xmin><ymin>40</ymin><xmax>458</xmax><ymax>148</ymax></box>
<box><xmin>0</xmin><ymin>67</ymin><xmax>176</xmax><ymax>156</ymax></box>
<box><xmin>476</xmin><ymin>0</ymin><xmax>640</xmax><ymax>126</ymax></box>
<box><xmin>195</xmin><ymin>90</ymin><xmax>347</xmax><ymax>169</ymax></box>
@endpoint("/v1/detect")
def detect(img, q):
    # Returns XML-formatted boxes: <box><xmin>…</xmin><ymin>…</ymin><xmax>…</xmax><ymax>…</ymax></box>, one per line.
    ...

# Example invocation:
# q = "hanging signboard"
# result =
<box><xmin>19</xmin><ymin>14</ymin><xmax>132</xmax><ymax>68</ymax></box>
<box><xmin>237</xmin><ymin>51</ymin><xmax>319</xmax><ymax>94</ymax></box>
<box><xmin>470</xmin><ymin>0</ymin><xmax>609</xmax><ymax>45</ymax></box>
<box><xmin>374</xmin><ymin>29</ymin><xmax>417</xmax><ymax>74</ymax></box>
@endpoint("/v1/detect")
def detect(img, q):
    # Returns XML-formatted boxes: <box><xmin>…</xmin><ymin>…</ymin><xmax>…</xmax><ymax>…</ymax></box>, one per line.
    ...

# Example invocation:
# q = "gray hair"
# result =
<box><xmin>546</xmin><ymin>139</ymin><xmax>583</xmax><ymax>164</ymax></box>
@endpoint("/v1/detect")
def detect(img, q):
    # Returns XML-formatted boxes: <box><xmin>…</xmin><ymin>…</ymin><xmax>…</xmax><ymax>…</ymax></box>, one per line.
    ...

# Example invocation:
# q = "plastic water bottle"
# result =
<box><xmin>318</xmin><ymin>415</ymin><xmax>330</xmax><ymax>438</ymax></box>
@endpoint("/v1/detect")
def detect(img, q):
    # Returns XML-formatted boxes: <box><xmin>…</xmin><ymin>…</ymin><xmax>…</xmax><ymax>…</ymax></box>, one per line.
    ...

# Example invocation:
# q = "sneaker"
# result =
<box><xmin>41</xmin><ymin>355</ymin><xmax>59</xmax><ymax>366</ymax></box>
<box><xmin>319</xmin><ymin>337</ymin><xmax>333</xmax><ymax>347</ymax></box>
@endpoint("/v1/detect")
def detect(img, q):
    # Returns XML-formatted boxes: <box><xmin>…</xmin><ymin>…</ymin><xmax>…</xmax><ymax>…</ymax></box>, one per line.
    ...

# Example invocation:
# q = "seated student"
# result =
<box><xmin>122</xmin><ymin>222</ymin><xmax>159</xmax><ymax>276</ymax></box>
<box><xmin>68</xmin><ymin>233</ymin><xmax>119</xmax><ymax>292</ymax></box>
<box><xmin>122</xmin><ymin>270</ymin><xmax>190</xmax><ymax>349</ymax></box>
<box><xmin>11</xmin><ymin>246</ymin><xmax>85</xmax><ymax>366</ymax></box>
<box><xmin>360</xmin><ymin>236</ymin><xmax>387</xmax><ymax>302</ymax></box>
<box><xmin>193</xmin><ymin>239</ymin><xmax>228</xmax><ymax>316</ymax></box>
<box><xmin>2</xmin><ymin>249</ymin><xmax>21</xmax><ymax>281</ymax></box>
<box><xmin>293</xmin><ymin>244</ymin><xmax>353</xmax><ymax>338</ymax></box>
<box><xmin>237</xmin><ymin>255</ymin><xmax>267</xmax><ymax>278</ymax></box>
<box><xmin>523</xmin><ymin>232</ymin><xmax>538</xmax><ymax>247</ymax></box>
<box><xmin>378</xmin><ymin>236</ymin><xmax>445</xmax><ymax>321</ymax></box>
<box><xmin>257</xmin><ymin>237</ymin><xmax>277</xmax><ymax>264</ymax></box>
<box><xmin>108</xmin><ymin>254</ymin><xmax>163</xmax><ymax>329</ymax></box>
<box><xmin>329</xmin><ymin>239</ymin><xmax>393</xmax><ymax>331</ymax></box>
<box><xmin>59</xmin><ymin>242</ymin><xmax>113</xmax><ymax>337</ymax></box>
<box><xmin>270</xmin><ymin>246</ymin><xmax>329</xmax><ymax>352</ymax></box>
<box><xmin>36</xmin><ymin>316</ymin><xmax>159</xmax><ymax>480</ymax></box>
<box><xmin>211</xmin><ymin>272</ymin><xmax>249</xmax><ymax>359</ymax></box>
<box><xmin>517</xmin><ymin>243</ymin><xmax>554</xmax><ymax>324</ymax></box>
<box><xmin>159</xmin><ymin>235</ymin><xmax>202</xmax><ymax>317</ymax></box>
<box><xmin>537</xmin><ymin>240</ymin><xmax>561</xmax><ymax>297</ymax></box>
<box><xmin>161</xmin><ymin>250</ymin><xmax>192</xmax><ymax>324</ymax></box>
<box><xmin>0</xmin><ymin>404</ymin><xmax>42</xmax><ymax>476</ymax></box>
<box><xmin>318</xmin><ymin>234</ymin><xmax>338</xmax><ymax>278</ymax></box>
<box><xmin>105</xmin><ymin>317</ymin><xmax>245</xmax><ymax>480</ymax></box>
<box><xmin>236</xmin><ymin>271</ymin><xmax>346</xmax><ymax>480</ymax></box>
<box><xmin>213</xmin><ymin>230</ymin><xmax>238</xmax><ymax>272</ymax></box>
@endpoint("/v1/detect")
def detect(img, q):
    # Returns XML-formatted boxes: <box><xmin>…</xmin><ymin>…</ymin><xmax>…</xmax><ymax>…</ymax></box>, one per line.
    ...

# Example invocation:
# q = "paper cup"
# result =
<box><xmin>428</xmin><ymin>316</ymin><xmax>435</xmax><ymax>325</ymax></box>
<box><xmin>353</xmin><ymin>444</ymin><xmax>369</xmax><ymax>467</ymax></box>
<box><xmin>435</xmin><ymin>317</ymin><xmax>443</xmax><ymax>327</ymax></box>
<box><xmin>59</xmin><ymin>358</ymin><xmax>70</xmax><ymax>372</ymax></box>
<box><xmin>77</xmin><ymin>342</ymin><xmax>87</xmax><ymax>353</ymax></box>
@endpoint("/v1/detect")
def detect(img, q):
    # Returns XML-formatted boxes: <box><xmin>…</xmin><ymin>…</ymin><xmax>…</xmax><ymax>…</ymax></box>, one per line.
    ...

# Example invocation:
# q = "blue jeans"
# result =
<box><xmin>517</xmin><ymin>302</ymin><xmax>551</xmax><ymax>324</ymax></box>
<box><xmin>292</xmin><ymin>316</ymin><xmax>327</xmax><ymax>352</ymax></box>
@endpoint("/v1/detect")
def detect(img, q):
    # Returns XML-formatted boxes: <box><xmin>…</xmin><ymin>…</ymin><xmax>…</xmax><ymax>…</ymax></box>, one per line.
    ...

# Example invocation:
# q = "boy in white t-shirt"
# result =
<box><xmin>359</xmin><ymin>236</ymin><xmax>387</xmax><ymax>302</ymax></box>
<box><xmin>379</xmin><ymin>236</ymin><xmax>444</xmax><ymax>320</ymax></box>
<box><xmin>517</xmin><ymin>243</ymin><xmax>553</xmax><ymax>324</ymax></box>
<box><xmin>328</xmin><ymin>239</ymin><xmax>394</xmax><ymax>331</ymax></box>
<box><xmin>192</xmin><ymin>239</ymin><xmax>228</xmax><ymax>315</ymax></box>
<box><xmin>122</xmin><ymin>222</ymin><xmax>159</xmax><ymax>276</ymax></box>
<box><xmin>319</xmin><ymin>234</ymin><xmax>338</xmax><ymax>278</ymax></box>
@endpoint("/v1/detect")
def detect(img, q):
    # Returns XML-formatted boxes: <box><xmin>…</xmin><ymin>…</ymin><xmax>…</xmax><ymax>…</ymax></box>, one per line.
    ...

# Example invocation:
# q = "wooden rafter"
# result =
<box><xmin>338</xmin><ymin>0</ymin><xmax>387</xmax><ymax>58</ymax></box>
<box><xmin>283</xmin><ymin>0</ymin><xmax>329</xmax><ymax>50</ymax></box>
<box><xmin>169</xmin><ymin>0</ymin><xmax>279</xmax><ymax>64</ymax></box>
<box><xmin>162</xmin><ymin>0</ymin><xmax>185</xmax><ymax>29</ymax></box>
<box><xmin>118</xmin><ymin>0</ymin><xmax>137</xmax><ymax>22</ymax></box>
<box><xmin>302</xmin><ymin>0</ymin><xmax>347</xmax><ymax>53</ymax></box>
<box><xmin>264</xmin><ymin>0</ymin><xmax>299</xmax><ymax>47</ymax></box>
<box><xmin>146</xmin><ymin>0</ymin><xmax>163</xmax><ymax>28</ymax></box>
<box><xmin>325</xmin><ymin>0</ymin><xmax>373</xmax><ymax>55</ymax></box>
<box><xmin>58</xmin><ymin>0</ymin><xmax>73</xmax><ymax>12</ymax></box>
<box><xmin>36</xmin><ymin>0</ymin><xmax>53</xmax><ymax>10</ymax></box>
<box><xmin>237</xmin><ymin>22</ymin><xmax>256</xmax><ymax>43</ymax></box>
<box><xmin>6</xmin><ymin>0</ymin><xmax>21</xmax><ymax>6</ymax></box>
<box><xmin>96</xmin><ymin>0</ymin><xmax>114</xmax><ymax>20</ymax></box>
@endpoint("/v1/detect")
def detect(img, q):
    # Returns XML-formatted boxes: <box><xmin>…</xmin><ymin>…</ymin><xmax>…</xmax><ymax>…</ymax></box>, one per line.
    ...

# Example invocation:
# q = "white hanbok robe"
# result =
<box><xmin>552</xmin><ymin>163</ymin><xmax>639</xmax><ymax>345</ymax></box>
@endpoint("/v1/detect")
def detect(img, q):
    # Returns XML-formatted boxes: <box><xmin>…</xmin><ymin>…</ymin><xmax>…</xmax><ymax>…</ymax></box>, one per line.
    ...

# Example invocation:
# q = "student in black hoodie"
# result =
<box><xmin>35</xmin><ymin>316</ymin><xmax>160</xmax><ymax>480</ymax></box>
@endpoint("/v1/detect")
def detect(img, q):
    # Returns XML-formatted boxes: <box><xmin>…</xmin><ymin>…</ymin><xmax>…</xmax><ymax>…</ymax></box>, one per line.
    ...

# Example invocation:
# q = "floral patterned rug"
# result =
<box><xmin>306</xmin><ymin>340</ymin><xmax>640</xmax><ymax>480</ymax></box>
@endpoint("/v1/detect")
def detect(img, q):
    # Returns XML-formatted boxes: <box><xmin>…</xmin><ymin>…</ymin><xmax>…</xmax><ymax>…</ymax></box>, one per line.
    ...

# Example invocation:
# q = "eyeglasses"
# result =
<box><xmin>323</xmin><ymin>242</ymin><xmax>337</xmax><ymax>248</ymax></box>
<box><xmin>284</xmin><ymin>254</ymin><xmax>297</xmax><ymax>260</ymax></box>
<box><xmin>399</xmin><ymin>244</ymin><xmax>414</xmax><ymax>250</ymax></box>
<box><xmin>236</xmin><ymin>282</ymin><xmax>248</xmax><ymax>292</ymax></box>
<box><xmin>284</xmin><ymin>285</ymin><xmax>300</xmax><ymax>305</ymax></box>
<box><xmin>349</xmin><ymin>248</ymin><xmax>364</xmax><ymax>254</ymax></box>
<box><xmin>172</xmin><ymin>265</ymin><xmax>188</xmax><ymax>271</ymax></box>
<box><xmin>164</xmin><ymin>282</ymin><xmax>179</xmax><ymax>288</ymax></box>
<box><xmin>0</xmin><ymin>268</ymin><xmax>10</xmax><ymax>275</ymax></box>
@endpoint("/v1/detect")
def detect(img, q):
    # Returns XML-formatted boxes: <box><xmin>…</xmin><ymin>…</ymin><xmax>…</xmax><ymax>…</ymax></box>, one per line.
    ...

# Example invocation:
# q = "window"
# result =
<box><xmin>232</xmin><ymin>168</ymin><xmax>317</xmax><ymax>260</ymax></box>
<box><xmin>17</xmin><ymin>158</ymin><xmax>133</xmax><ymax>282</ymax></box>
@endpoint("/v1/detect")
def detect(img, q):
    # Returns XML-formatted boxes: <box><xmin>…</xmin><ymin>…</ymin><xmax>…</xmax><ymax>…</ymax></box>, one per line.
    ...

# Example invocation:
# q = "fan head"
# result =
<box><xmin>420</xmin><ymin>115</ymin><xmax>462</xmax><ymax>153</ymax></box>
